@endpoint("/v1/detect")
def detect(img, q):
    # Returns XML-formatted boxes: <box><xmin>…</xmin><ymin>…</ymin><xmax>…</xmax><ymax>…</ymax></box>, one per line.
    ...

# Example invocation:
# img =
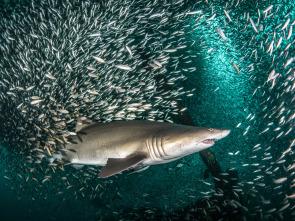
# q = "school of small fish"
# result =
<box><xmin>0</xmin><ymin>0</ymin><xmax>295</xmax><ymax>220</ymax></box>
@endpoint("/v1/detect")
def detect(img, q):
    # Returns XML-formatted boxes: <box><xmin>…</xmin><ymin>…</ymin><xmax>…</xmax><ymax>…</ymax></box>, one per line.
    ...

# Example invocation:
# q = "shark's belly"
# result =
<box><xmin>142</xmin><ymin>156</ymin><xmax>183</xmax><ymax>166</ymax></box>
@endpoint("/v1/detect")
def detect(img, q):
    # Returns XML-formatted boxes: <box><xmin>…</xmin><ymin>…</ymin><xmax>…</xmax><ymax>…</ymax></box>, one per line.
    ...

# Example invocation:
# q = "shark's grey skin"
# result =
<box><xmin>54</xmin><ymin>121</ymin><xmax>230</xmax><ymax>178</ymax></box>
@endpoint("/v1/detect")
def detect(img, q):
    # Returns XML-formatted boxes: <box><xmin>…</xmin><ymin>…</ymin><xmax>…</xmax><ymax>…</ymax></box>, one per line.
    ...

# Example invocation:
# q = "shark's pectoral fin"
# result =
<box><xmin>98</xmin><ymin>152</ymin><xmax>148</xmax><ymax>178</ymax></box>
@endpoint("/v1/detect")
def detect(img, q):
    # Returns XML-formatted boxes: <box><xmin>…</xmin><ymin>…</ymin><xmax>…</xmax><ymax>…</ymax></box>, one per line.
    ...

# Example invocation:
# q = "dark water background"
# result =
<box><xmin>0</xmin><ymin>0</ymin><xmax>295</xmax><ymax>220</ymax></box>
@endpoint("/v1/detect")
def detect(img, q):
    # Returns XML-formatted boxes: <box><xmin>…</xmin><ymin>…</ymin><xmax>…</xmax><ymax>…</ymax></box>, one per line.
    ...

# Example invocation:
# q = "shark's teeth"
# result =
<box><xmin>202</xmin><ymin>139</ymin><xmax>218</xmax><ymax>144</ymax></box>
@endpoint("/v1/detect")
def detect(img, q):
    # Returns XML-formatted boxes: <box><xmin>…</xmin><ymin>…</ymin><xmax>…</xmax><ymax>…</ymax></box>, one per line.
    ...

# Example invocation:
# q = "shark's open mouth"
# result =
<box><xmin>202</xmin><ymin>139</ymin><xmax>218</xmax><ymax>145</ymax></box>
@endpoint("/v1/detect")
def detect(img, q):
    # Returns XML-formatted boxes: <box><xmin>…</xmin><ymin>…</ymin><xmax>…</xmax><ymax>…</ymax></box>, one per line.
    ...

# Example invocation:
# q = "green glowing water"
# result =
<box><xmin>1</xmin><ymin>0</ymin><xmax>295</xmax><ymax>220</ymax></box>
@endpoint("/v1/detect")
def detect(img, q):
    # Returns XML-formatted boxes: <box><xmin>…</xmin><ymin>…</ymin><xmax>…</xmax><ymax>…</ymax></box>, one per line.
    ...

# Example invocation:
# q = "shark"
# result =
<box><xmin>52</xmin><ymin>121</ymin><xmax>230</xmax><ymax>178</ymax></box>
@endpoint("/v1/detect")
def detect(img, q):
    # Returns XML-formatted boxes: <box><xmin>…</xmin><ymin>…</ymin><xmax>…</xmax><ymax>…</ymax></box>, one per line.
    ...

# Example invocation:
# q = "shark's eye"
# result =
<box><xmin>208</xmin><ymin>128</ymin><xmax>213</xmax><ymax>131</ymax></box>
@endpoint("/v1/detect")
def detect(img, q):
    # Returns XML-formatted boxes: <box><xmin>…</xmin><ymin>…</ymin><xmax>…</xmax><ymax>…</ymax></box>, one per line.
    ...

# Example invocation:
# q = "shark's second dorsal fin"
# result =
<box><xmin>75</xmin><ymin>119</ymin><xmax>96</xmax><ymax>132</ymax></box>
<box><xmin>98</xmin><ymin>152</ymin><xmax>148</xmax><ymax>178</ymax></box>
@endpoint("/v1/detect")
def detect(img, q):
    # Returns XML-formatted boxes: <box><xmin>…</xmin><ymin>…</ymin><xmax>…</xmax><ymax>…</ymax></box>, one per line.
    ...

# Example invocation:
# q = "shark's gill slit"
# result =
<box><xmin>160</xmin><ymin>136</ymin><xmax>168</xmax><ymax>157</ymax></box>
<box><xmin>152</xmin><ymin>134</ymin><xmax>160</xmax><ymax>159</ymax></box>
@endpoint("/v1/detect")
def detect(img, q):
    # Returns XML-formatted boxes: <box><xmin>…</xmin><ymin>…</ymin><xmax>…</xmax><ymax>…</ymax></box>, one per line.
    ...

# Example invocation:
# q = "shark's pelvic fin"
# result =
<box><xmin>98</xmin><ymin>152</ymin><xmax>148</xmax><ymax>178</ymax></box>
<box><xmin>127</xmin><ymin>165</ymin><xmax>150</xmax><ymax>175</ymax></box>
<box><xmin>72</xmin><ymin>164</ymin><xmax>84</xmax><ymax>170</ymax></box>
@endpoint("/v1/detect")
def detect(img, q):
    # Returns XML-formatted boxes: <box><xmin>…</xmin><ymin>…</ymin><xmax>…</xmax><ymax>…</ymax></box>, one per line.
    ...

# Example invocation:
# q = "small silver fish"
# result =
<box><xmin>250</xmin><ymin>17</ymin><xmax>258</xmax><ymax>33</ymax></box>
<box><xmin>274</xmin><ymin>177</ymin><xmax>287</xmax><ymax>184</ymax></box>
<box><xmin>31</xmin><ymin>100</ymin><xmax>43</xmax><ymax>105</ymax></box>
<box><xmin>92</xmin><ymin>56</ymin><xmax>106</xmax><ymax>63</ymax></box>
<box><xmin>224</xmin><ymin>10</ymin><xmax>233</xmax><ymax>22</ymax></box>
<box><xmin>114</xmin><ymin>64</ymin><xmax>132</xmax><ymax>71</ymax></box>
<box><xmin>216</xmin><ymin>27</ymin><xmax>227</xmax><ymax>41</ymax></box>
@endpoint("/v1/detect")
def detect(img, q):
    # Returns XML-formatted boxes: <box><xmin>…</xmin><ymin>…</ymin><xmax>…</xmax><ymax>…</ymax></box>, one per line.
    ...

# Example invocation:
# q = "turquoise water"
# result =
<box><xmin>1</xmin><ymin>0</ymin><xmax>295</xmax><ymax>220</ymax></box>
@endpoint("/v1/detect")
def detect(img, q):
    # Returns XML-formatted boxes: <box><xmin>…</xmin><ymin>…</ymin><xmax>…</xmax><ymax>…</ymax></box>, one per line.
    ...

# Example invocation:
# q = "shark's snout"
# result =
<box><xmin>221</xmin><ymin>129</ymin><xmax>231</xmax><ymax>139</ymax></box>
<box><xmin>200</xmin><ymin>129</ymin><xmax>231</xmax><ymax>146</ymax></box>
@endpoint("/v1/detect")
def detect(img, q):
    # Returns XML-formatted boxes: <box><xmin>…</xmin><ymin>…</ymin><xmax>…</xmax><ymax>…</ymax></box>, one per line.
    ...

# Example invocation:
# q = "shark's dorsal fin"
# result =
<box><xmin>98</xmin><ymin>152</ymin><xmax>148</xmax><ymax>178</ymax></box>
<box><xmin>75</xmin><ymin>119</ymin><xmax>96</xmax><ymax>132</ymax></box>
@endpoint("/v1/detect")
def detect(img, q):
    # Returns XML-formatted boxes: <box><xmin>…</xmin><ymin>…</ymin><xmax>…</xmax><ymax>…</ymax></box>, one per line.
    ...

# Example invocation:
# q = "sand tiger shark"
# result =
<box><xmin>51</xmin><ymin>121</ymin><xmax>230</xmax><ymax>178</ymax></box>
